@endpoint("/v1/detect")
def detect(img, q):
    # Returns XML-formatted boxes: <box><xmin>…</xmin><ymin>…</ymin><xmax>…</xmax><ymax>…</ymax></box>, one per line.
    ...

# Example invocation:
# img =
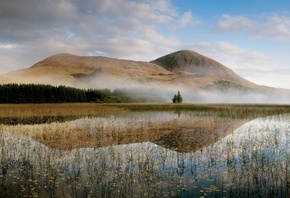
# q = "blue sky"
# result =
<box><xmin>1</xmin><ymin>0</ymin><xmax>290</xmax><ymax>88</ymax></box>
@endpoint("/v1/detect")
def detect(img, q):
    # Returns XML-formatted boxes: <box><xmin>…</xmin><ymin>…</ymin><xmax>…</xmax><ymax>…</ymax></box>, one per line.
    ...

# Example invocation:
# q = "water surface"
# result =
<box><xmin>1</xmin><ymin>112</ymin><xmax>290</xmax><ymax>197</ymax></box>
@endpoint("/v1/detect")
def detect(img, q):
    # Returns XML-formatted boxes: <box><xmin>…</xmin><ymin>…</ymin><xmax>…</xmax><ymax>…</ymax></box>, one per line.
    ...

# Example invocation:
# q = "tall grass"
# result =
<box><xmin>1</xmin><ymin>103</ymin><xmax>290</xmax><ymax>150</ymax></box>
<box><xmin>1</xmin><ymin>113</ymin><xmax>290</xmax><ymax>197</ymax></box>
<box><xmin>106</xmin><ymin>103</ymin><xmax>290</xmax><ymax>119</ymax></box>
<box><xmin>1</xmin><ymin>103</ymin><xmax>290</xmax><ymax>120</ymax></box>
<box><xmin>2</xmin><ymin>104</ymin><xmax>290</xmax><ymax>197</ymax></box>
<box><xmin>0</xmin><ymin>103</ymin><xmax>125</xmax><ymax>125</ymax></box>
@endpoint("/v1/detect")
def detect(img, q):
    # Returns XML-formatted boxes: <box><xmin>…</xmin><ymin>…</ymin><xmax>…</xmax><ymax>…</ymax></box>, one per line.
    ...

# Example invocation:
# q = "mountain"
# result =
<box><xmin>0</xmin><ymin>50</ymin><xmax>284</xmax><ymax>103</ymax></box>
<box><xmin>0</xmin><ymin>50</ymin><xmax>262</xmax><ymax>88</ymax></box>
<box><xmin>0</xmin><ymin>53</ymin><xmax>173</xmax><ymax>87</ymax></box>
<box><xmin>151</xmin><ymin>50</ymin><xmax>257</xmax><ymax>87</ymax></box>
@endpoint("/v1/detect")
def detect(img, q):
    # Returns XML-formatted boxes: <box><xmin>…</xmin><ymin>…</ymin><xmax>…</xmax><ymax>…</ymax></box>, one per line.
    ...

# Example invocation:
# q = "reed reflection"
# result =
<box><xmin>0</xmin><ymin>112</ymin><xmax>290</xmax><ymax>197</ymax></box>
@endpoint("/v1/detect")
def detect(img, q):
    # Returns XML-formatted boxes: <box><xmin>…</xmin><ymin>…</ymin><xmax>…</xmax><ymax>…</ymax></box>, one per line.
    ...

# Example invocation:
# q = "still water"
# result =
<box><xmin>1</xmin><ymin>112</ymin><xmax>290</xmax><ymax>197</ymax></box>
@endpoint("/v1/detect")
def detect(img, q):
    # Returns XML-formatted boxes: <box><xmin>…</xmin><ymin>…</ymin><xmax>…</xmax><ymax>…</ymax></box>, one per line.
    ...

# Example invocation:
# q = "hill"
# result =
<box><xmin>0</xmin><ymin>50</ymin><xmax>286</xmax><ymax>103</ymax></box>
<box><xmin>152</xmin><ymin>50</ymin><xmax>257</xmax><ymax>87</ymax></box>
<box><xmin>0</xmin><ymin>53</ymin><xmax>173</xmax><ymax>87</ymax></box>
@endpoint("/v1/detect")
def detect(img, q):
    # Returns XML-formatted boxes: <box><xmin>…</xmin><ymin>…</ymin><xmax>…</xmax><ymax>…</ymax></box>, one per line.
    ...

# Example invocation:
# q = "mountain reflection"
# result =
<box><xmin>1</xmin><ymin>111</ymin><xmax>250</xmax><ymax>151</ymax></box>
<box><xmin>1</xmin><ymin>113</ymin><xmax>290</xmax><ymax>197</ymax></box>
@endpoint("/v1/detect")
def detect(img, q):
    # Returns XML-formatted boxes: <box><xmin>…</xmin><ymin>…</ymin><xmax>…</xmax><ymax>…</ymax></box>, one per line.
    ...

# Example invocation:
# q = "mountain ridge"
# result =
<box><xmin>0</xmin><ymin>50</ymin><xmax>281</xmax><ymax>98</ymax></box>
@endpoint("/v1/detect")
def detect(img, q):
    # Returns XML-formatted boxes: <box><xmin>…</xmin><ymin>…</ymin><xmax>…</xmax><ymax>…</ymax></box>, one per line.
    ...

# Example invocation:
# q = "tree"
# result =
<box><xmin>172</xmin><ymin>94</ymin><xmax>177</xmax><ymax>103</ymax></box>
<box><xmin>172</xmin><ymin>91</ymin><xmax>183</xmax><ymax>103</ymax></box>
<box><xmin>177</xmin><ymin>91</ymin><xmax>183</xmax><ymax>103</ymax></box>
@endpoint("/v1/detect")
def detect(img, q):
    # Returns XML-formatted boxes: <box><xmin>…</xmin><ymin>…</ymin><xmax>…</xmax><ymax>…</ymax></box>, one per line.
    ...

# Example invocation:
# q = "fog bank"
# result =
<box><xmin>73</xmin><ymin>75</ymin><xmax>290</xmax><ymax>104</ymax></box>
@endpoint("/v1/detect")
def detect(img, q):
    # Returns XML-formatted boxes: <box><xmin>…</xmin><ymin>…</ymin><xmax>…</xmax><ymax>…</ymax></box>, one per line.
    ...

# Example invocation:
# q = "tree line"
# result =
<box><xmin>0</xmin><ymin>84</ymin><xmax>131</xmax><ymax>103</ymax></box>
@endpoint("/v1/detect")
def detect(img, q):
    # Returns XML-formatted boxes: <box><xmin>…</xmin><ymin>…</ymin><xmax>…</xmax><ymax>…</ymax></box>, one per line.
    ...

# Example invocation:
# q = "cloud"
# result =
<box><xmin>188</xmin><ymin>41</ymin><xmax>280</xmax><ymax>81</ymax></box>
<box><xmin>192</xmin><ymin>41</ymin><xmax>270</xmax><ymax>67</ymax></box>
<box><xmin>178</xmin><ymin>11</ymin><xmax>199</xmax><ymax>27</ymax></box>
<box><xmin>186</xmin><ymin>41</ymin><xmax>290</xmax><ymax>88</ymax></box>
<box><xmin>0</xmin><ymin>44</ymin><xmax>22</xmax><ymax>50</ymax></box>
<box><xmin>217</xmin><ymin>14</ymin><xmax>290</xmax><ymax>39</ymax></box>
<box><xmin>0</xmin><ymin>0</ymin><xmax>198</xmax><ymax>73</ymax></box>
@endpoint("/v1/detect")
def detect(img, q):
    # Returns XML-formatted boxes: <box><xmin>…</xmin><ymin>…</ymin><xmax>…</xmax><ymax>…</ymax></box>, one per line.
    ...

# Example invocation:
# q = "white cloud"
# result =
<box><xmin>188</xmin><ymin>41</ymin><xmax>277</xmax><ymax>80</ymax></box>
<box><xmin>0</xmin><ymin>0</ymin><xmax>198</xmax><ymax>73</ymax></box>
<box><xmin>217</xmin><ymin>14</ymin><xmax>290</xmax><ymax>39</ymax></box>
<box><xmin>0</xmin><ymin>43</ymin><xmax>22</xmax><ymax>49</ymax></box>
<box><xmin>178</xmin><ymin>11</ymin><xmax>197</xmax><ymax>27</ymax></box>
<box><xmin>187</xmin><ymin>41</ymin><xmax>290</xmax><ymax>88</ymax></box>
<box><xmin>191</xmin><ymin>41</ymin><xmax>270</xmax><ymax>67</ymax></box>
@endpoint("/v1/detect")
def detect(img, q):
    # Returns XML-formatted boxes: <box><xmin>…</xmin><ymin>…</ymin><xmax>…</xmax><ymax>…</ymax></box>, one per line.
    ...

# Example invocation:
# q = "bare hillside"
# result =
<box><xmin>151</xmin><ymin>50</ymin><xmax>261</xmax><ymax>89</ymax></box>
<box><xmin>0</xmin><ymin>53</ymin><xmax>174</xmax><ymax>86</ymax></box>
<box><xmin>0</xmin><ymin>50</ymin><xmax>277</xmax><ymax>93</ymax></box>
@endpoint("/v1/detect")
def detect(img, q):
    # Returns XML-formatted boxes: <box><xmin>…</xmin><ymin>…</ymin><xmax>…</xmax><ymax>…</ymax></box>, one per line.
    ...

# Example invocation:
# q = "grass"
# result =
<box><xmin>1</xmin><ymin>103</ymin><xmax>290</xmax><ymax>197</ymax></box>
<box><xmin>1</xmin><ymin>102</ymin><xmax>290</xmax><ymax>118</ymax></box>
<box><xmin>0</xmin><ymin>103</ymin><xmax>125</xmax><ymax>118</ymax></box>
<box><xmin>1</xmin><ymin>103</ymin><xmax>290</xmax><ymax>150</ymax></box>
<box><xmin>105</xmin><ymin>103</ymin><xmax>290</xmax><ymax>124</ymax></box>
<box><xmin>0</xmin><ymin>103</ymin><xmax>125</xmax><ymax>125</ymax></box>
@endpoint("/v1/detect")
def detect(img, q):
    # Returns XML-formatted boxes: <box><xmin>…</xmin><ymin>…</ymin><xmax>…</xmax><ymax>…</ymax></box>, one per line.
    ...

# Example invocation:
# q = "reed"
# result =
<box><xmin>1</xmin><ymin>103</ymin><xmax>290</xmax><ymax>197</ymax></box>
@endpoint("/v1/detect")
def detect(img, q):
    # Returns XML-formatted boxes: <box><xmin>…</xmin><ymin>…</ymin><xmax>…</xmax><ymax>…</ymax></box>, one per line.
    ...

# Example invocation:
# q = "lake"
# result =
<box><xmin>1</xmin><ymin>104</ymin><xmax>290</xmax><ymax>197</ymax></box>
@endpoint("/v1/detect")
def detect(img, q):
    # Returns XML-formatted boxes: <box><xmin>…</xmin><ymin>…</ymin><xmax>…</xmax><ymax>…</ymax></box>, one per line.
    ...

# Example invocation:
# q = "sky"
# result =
<box><xmin>1</xmin><ymin>0</ymin><xmax>290</xmax><ymax>89</ymax></box>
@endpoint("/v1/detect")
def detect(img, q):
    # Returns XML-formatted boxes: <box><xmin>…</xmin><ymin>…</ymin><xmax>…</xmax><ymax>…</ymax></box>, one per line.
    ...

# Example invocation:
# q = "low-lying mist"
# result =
<box><xmin>73</xmin><ymin>74</ymin><xmax>290</xmax><ymax>104</ymax></box>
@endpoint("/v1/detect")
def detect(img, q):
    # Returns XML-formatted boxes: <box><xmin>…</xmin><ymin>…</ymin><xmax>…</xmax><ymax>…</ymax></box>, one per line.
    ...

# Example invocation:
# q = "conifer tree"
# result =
<box><xmin>172</xmin><ymin>91</ymin><xmax>183</xmax><ymax>103</ymax></box>
<box><xmin>176</xmin><ymin>91</ymin><xmax>183</xmax><ymax>103</ymax></box>
<box><xmin>172</xmin><ymin>94</ymin><xmax>177</xmax><ymax>103</ymax></box>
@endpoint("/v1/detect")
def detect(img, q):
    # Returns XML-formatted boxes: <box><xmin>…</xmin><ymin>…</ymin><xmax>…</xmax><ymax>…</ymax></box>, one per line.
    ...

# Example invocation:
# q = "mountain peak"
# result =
<box><xmin>151</xmin><ymin>50</ymin><xmax>221</xmax><ymax>73</ymax></box>
<box><xmin>0</xmin><ymin>49</ymin><xmax>261</xmax><ymax>92</ymax></box>
<box><xmin>151</xmin><ymin>50</ymin><xmax>256</xmax><ymax>87</ymax></box>
<box><xmin>44</xmin><ymin>52</ymin><xmax>80</xmax><ymax>62</ymax></box>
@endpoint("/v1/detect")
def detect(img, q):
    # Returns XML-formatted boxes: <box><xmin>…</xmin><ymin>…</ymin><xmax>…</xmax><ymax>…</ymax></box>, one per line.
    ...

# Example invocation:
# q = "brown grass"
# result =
<box><xmin>2</xmin><ymin>103</ymin><xmax>290</xmax><ymax>151</ymax></box>
<box><xmin>0</xmin><ymin>103</ymin><xmax>125</xmax><ymax>118</ymax></box>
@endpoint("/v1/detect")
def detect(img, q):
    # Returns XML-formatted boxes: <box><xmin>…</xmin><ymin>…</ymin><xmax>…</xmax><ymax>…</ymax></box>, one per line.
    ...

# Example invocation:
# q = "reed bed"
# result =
<box><xmin>1</xmin><ymin>103</ymin><xmax>290</xmax><ymax>197</ymax></box>
<box><xmin>1</xmin><ymin>113</ymin><xmax>290</xmax><ymax>197</ymax></box>
<box><xmin>0</xmin><ymin>103</ymin><xmax>125</xmax><ymax>118</ymax></box>
<box><xmin>1</xmin><ymin>103</ymin><xmax>290</xmax><ymax>120</ymax></box>
<box><xmin>1</xmin><ymin>103</ymin><xmax>290</xmax><ymax>150</ymax></box>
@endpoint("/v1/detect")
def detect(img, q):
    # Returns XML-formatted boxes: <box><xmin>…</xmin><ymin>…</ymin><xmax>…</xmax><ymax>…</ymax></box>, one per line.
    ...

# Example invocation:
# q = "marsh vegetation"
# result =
<box><xmin>1</xmin><ymin>103</ymin><xmax>290</xmax><ymax>197</ymax></box>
